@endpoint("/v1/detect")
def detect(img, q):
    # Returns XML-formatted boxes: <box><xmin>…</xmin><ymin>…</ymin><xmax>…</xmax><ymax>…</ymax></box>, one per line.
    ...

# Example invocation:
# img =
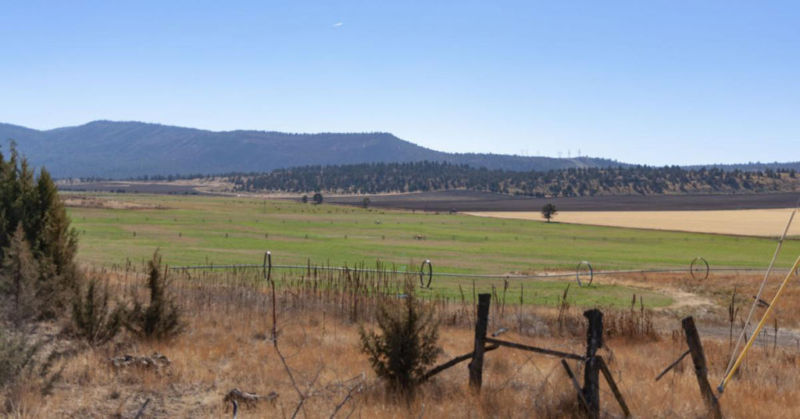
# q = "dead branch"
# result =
<box><xmin>328</xmin><ymin>378</ymin><xmax>365</xmax><ymax>419</ymax></box>
<box><xmin>133</xmin><ymin>398</ymin><xmax>150</xmax><ymax>419</ymax></box>
<box><xmin>224</xmin><ymin>388</ymin><xmax>279</xmax><ymax>408</ymax></box>
<box><xmin>271</xmin><ymin>275</ymin><xmax>323</xmax><ymax>419</ymax></box>
<box><xmin>110</xmin><ymin>353</ymin><xmax>170</xmax><ymax>370</ymax></box>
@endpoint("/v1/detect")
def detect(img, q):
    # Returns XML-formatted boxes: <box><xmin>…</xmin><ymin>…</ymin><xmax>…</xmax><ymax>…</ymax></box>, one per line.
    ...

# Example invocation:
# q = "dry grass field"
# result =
<box><xmin>6</xmin><ymin>194</ymin><xmax>800</xmax><ymax>418</ymax></box>
<box><xmin>468</xmin><ymin>208</ymin><xmax>800</xmax><ymax>237</ymax></box>
<box><xmin>6</xmin><ymin>266</ymin><xmax>800</xmax><ymax>418</ymax></box>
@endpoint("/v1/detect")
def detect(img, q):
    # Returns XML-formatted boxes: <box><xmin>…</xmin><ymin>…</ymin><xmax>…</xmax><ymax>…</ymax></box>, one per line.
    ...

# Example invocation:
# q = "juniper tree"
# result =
<box><xmin>360</xmin><ymin>279</ymin><xmax>441</xmax><ymax>398</ymax></box>
<box><xmin>0</xmin><ymin>143</ymin><xmax>79</xmax><ymax>318</ymax></box>
<box><xmin>125</xmin><ymin>250</ymin><xmax>183</xmax><ymax>340</ymax></box>
<box><xmin>1</xmin><ymin>226</ymin><xmax>38</xmax><ymax>326</ymax></box>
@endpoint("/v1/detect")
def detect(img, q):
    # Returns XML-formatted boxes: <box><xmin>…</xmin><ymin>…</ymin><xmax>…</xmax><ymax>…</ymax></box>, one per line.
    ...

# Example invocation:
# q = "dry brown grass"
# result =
<box><xmin>604</xmin><ymin>270</ymin><xmax>800</xmax><ymax>330</ymax></box>
<box><xmin>62</xmin><ymin>195</ymin><xmax>166</xmax><ymax>210</ymax></box>
<box><xmin>4</xmin><ymin>268</ymin><xmax>800</xmax><ymax>418</ymax></box>
<box><xmin>467</xmin><ymin>208</ymin><xmax>800</xmax><ymax>237</ymax></box>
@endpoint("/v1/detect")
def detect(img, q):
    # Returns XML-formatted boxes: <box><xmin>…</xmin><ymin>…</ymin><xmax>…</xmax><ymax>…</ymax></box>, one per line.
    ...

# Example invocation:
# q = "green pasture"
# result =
<box><xmin>65</xmin><ymin>193</ymin><xmax>800</xmax><ymax>309</ymax></box>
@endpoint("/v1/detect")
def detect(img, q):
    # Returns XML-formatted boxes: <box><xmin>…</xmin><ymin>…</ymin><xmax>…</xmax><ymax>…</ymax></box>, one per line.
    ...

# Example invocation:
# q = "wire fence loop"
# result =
<box><xmin>576</xmin><ymin>261</ymin><xmax>593</xmax><ymax>287</ymax></box>
<box><xmin>420</xmin><ymin>259</ymin><xmax>433</xmax><ymax>288</ymax></box>
<box><xmin>690</xmin><ymin>257</ymin><xmax>709</xmax><ymax>281</ymax></box>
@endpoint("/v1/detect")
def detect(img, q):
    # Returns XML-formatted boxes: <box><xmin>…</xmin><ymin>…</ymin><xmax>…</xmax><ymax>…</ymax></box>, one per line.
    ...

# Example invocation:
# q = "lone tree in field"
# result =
<box><xmin>541</xmin><ymin>203</ymin><xmax>557</xmax><ymax>222</ymax></box>
<box><xmin>361</xmin><ymin>197</ymin><xmax>370</xmax><ymax>209</ymax></box>
<box><xmin>360</xmin><ymin>279</ymin><xmax>441</xmax><ymax>398</ymax></box>
<box><xmin>312</xmin><ymin>192</ymin><xmax>323</xmax><ymax>205</ymax></box>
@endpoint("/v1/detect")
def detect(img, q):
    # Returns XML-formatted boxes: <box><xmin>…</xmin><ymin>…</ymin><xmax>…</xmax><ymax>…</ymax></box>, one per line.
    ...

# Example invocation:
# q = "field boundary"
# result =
<box><xmin>168</xmin><ymin>252</ymin><xmax>788</xmax><ymax>285</ymax></box>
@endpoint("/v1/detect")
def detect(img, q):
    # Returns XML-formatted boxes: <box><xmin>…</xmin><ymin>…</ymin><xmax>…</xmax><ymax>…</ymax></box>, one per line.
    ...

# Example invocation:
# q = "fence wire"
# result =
<box><xmin>168</xmin><ymin>258</ymin><xmax>783</xmax><ymax>282</ymax></box>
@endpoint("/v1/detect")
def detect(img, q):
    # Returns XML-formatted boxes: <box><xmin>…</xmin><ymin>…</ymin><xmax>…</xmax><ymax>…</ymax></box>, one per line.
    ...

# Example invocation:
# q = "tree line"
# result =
<box><xmin>229</xmin><ymin>161</ymin><xmax>799</xmax><ymax>197</ymax></box>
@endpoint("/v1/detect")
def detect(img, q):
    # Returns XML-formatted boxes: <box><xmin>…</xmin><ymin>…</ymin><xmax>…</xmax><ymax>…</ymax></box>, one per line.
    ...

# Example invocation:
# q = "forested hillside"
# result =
<box><xmin>231</xmin><ymin>161</ymin><xmax>800</xmax><ymax>197</ymax></box>
<box><xmin>1</xmin><ymin>121</ymin><xmax>623</xmax><ymax>178</ymax></box>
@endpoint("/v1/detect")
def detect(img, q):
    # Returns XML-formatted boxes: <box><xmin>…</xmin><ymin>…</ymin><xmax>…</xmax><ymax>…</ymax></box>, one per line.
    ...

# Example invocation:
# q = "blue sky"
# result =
<box><xmin>1</xmin><ymin>1</ymin><xmax>798</xmax><ymax>165</ymax></box>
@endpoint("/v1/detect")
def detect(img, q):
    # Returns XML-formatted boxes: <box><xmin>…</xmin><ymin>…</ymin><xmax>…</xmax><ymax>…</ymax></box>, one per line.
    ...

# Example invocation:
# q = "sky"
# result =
<box><xmin>1</xmin><ymin>1</ymin><xmax>799</xmax><ymax>165</ymax></box>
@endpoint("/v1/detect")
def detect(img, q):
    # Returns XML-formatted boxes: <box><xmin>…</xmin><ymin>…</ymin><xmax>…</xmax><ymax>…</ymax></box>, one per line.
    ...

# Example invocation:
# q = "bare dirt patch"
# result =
<box><xmin>598</xmin><ymin>275</ymin><xmax>716</xmax><ymax>314</ymax></box>
<box><xmin>468</xmin><ymin>208</ymin><xmax>800</xmax><ymax>237</ymax></box>
<box><xmin>63</xmin><ymin>195</ymin><xmax>168</xmax><ymax>210</ymax></box>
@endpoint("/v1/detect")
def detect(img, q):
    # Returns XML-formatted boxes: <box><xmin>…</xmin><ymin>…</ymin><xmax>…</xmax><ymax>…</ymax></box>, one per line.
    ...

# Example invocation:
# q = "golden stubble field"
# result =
<box><xmin>467</xmin><ymin>208</ymin><xmax>800</xmax><ymax>237</ymax></box>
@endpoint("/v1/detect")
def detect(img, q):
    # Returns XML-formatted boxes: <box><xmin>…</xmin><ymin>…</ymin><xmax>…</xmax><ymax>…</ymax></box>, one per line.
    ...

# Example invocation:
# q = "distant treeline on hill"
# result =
<box><xmin>229</xmin><ymin>161</ymin><xmax>799</xmax><ymax>197</ymax></box>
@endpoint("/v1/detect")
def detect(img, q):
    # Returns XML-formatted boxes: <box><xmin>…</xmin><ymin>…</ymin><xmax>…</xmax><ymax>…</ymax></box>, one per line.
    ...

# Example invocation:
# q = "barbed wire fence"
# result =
<box><xmin>168</xmin><ymin>251</ymin><xmax>786</xmax><ymax>289</ymax></box>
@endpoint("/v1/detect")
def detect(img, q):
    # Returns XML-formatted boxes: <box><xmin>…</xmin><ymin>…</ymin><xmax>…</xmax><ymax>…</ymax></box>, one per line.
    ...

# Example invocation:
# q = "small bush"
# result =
<box><xmin>125</xmin><ymin>250</ymin><xmax>183</xmax><ymax>340</ymax></box>
<box><xmin>71</xmin><ymin>278</ymin><xmax>123</xmax><ymax>346</ymax></box>
<box><xmin>0</xmin><ymin>326</ymin><xmax>39</xmax><ymax>388</ymax></box>
<box><xmin>359</xmin><ymin>279</ymin><xmax>441</xmax><ymax>397</ymax></box>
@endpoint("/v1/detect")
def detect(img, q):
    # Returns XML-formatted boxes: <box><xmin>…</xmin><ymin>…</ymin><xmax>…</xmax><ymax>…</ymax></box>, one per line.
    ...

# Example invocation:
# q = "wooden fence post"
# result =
<box><xmin>561</xmin><ymin>359</ymin><xmax>591</xmax><ymax>413</ymax></box>
<box><xmin>469</xmin><ymin>293</ymin><xmax>491</xmax><ymax>392</ymax></box>
<box><xmin>598</xmin><ymin>356</ymin><xmax>631</xmax><ymax>417</ymax></box>
<box><xmin>682</xmin><ymin>316</ymin><xmax>723</xmax><ymax>419</ymax></box>
<box><xmin>583</xmin><ymin>309</ymin><xmax>603</xmax><ymax>418</ymax></box>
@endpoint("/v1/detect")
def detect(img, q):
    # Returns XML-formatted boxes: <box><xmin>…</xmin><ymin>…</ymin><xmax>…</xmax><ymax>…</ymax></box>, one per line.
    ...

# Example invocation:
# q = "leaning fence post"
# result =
<box><xmin>469</xmin><ymin>293</ymin><xmax>491</xmax><ymax>392</ymax></box>
<box><xmin>682</xmin><ymin>316</ymin><xmax>722</xmax><ymax>419</ymax></box>
<box><xmin>598</xmin><ymin>356</ymin><xmax>631</xmax><ymax>417</ymax></box>
<box><xmin>583</xmin><ymin>309</ymin><xmax>603</xmax><ymax>418</ymax></box>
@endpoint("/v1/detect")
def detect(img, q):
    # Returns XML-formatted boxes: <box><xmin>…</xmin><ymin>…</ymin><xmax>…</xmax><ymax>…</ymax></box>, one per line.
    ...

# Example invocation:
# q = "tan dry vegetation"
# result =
<box><xmin>607</xmin><ymin>270</ymin><xmax>800</xmax><ymax>331</ymax></box>
<box><xmin>63</xmin><ymin>195</ymin><xmax>167</xmax><ymax>210</ymax></box>
<box><xmin>6</xmin><ymin>268</ymin><xmax>800</xmax><ymax>418</ymax></box>
<box><xmin>467</xmin><ymin>208</ymin><xmax>800</xmax><ymax>237</ymax></box>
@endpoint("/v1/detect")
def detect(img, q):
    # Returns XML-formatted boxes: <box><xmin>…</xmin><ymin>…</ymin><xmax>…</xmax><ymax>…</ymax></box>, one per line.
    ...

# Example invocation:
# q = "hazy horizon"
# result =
<box><xmin>4</xmin><ymin>119</ymin><xmax>799</xmax><ymax>167</ymax></box>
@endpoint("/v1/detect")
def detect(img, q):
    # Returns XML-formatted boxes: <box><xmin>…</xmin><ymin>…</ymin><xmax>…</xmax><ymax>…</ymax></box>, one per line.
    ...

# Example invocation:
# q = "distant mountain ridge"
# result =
<box><xmin>0</xmin><ymin>120</ymin><xmax>623</xmax><ymax>178</ymax></box>
<box><xmin>0</xmin><ymin>120</ymin><xmax>797</xmax><ymax>178</ymax></box>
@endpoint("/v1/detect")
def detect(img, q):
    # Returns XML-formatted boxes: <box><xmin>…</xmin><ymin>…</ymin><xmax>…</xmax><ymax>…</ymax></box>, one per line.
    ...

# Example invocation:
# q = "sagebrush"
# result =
<box><xmin>125</xmin><ymin>250</ymin><xmax>183</xmax><ymax>340</ymax></box>
<box><xmin>71</xmin><ymin>277</ymin><xmax>123</xmax><ymax>346</ymax></box>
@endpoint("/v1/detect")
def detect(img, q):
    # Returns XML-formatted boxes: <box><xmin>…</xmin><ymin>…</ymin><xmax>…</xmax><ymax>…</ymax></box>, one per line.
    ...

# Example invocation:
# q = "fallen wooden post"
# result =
<box><xmin>421</xmin><ymin>344</ymin><xmax>498</xmax><ymax>382</ymax></box>
<box><xmin>682</xmin><ymin>316</ymin><xmax>722</xmax><ymax>419</ymax></box>
<box><xmin>655</xmin><ymin>349</ymin><xmax>691</xmax><ymax>382</ymax></box>
<box><xmin>561</xmin><ymin>359</ymin><xmax>591</xmax><ymax>414</ymax></box>
<box><xmin>582</xmin><ymin>309</ymin><xmax>603</xmax><ymax>419</ymax></box>
<box><xmin>468</xmin><ymin>293</ymin><xmax>491</xmax><ymax>392</ymax></box>
<box><xmin>485</xmin><ymin>337</ymin><xmax>583</xmax><ymax>361</ymax></box>
<box><xmin>597</xmin><ymin>356</ymin><xmax>631</xmax><ymax>418</ymax></box>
